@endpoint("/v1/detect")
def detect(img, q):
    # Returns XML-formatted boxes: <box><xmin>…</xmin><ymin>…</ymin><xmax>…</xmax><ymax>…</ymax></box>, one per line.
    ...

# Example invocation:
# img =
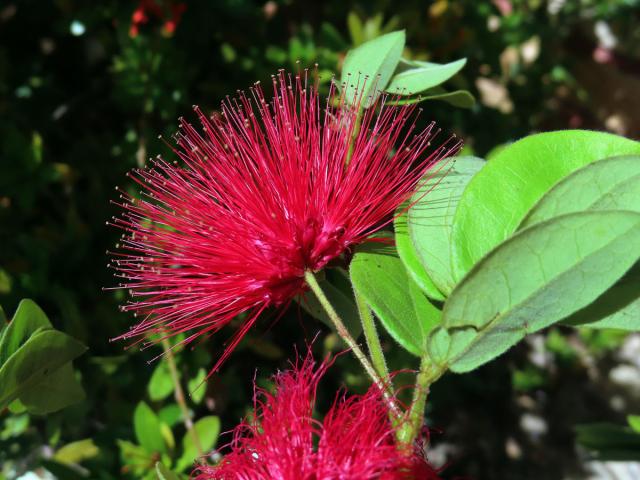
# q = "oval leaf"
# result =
<box><xmin>385</xmin><ymin>58</ymin><xmax>466</xmax><ymax>95</ymax></box>
<box><xmin>341</xmin><ymin>30</ymin><xmax>405</xmax><ymax>108</ymax></box>
<box><xmin>522</xmin><ymin>155</ymin><xmax>640</xmax><ymax>227</ymax></box>
<box><xmin>350</xmin><ymin>243</ymin><xmax>441</xmax><ymax>356</ymax></box>
<box><xmin>408</xmin><ymin>156</ymin><xmax>485</xmax><ymax>296</ymax></box>
<box><xmin>54</xmin><ymin>439</ymin><xmax>99</xmax><ymax>465</ymax></box>
<box><xmin>176</xmin><ymin>416</ymin><xmax>220</xmax><ymax>471</ymax></box>
<box><xmin>134</xmin><ymin>402</ymin><xmax>167</xmax><ymax>454</ymax></box>
<box><xmin>148</xmin><ymin>360</ymin><xmax>175</xmax><ymax>402</ymax></box>
<box><xmin>451</xmin><ymin>131</ymin><xmax>640</xmax><ymax>280</ymax></box>
<box><xmin>435</xmin><ymin>211</ymin><xmax>640</xmax><ymax>373</ymax></box>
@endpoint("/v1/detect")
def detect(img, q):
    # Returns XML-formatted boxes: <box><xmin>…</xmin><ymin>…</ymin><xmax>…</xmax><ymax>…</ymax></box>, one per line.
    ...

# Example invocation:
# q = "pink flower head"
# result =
<box><xmin>193</xmin><ymin>354</ymin><xmax>441</xmax><ymax>479</ymax></box>
<box><xmin>108</xmin><ymin>70</ymin><xmax>459</xmax><ymax>370</ymax></box>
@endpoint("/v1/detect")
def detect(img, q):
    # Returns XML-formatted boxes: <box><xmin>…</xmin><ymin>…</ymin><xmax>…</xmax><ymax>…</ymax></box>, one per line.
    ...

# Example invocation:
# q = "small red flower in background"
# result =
<box><xmin>129</xmin><ymin>0</ymin><xmax>186</xmax><ymax>37</ymax></box>
<box><xmin>193</xmin><ymin>354</ymin><xmax>441</xmax><ymax>479</ymax></box>
<box><xmin>108</xmin><ymin>71</ymin><xmax>459</xmax><ymax>371</ymax></box>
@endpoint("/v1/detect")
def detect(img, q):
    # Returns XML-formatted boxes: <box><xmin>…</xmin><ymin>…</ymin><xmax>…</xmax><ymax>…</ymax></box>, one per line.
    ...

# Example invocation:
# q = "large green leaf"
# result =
<box><xmin>0</xmin><ymin>329</ymin><xmax>86</xmax><ymax>409</ymax></box>
<box><xmin>522</xmin><ymin>155</ymin><xmax>640</xmax><ymax>227</ymax></box>
<box><xmin>431</xmin><ymin>211</ymin><xmax>640</xmax><ymax>373</ymax></box>
<box><xmin>385</xmin><ymin>59</ymin><xmax>466</xmax><ymax>95</ymax></box>
<box><xmin>134</xmin><ymin>402</ymin><xmax>167</xmax><ymax>454</ymax></box>
<box><xmin>176</xmin><ymin>416</ymin><xmax>220</xmax><ymax>471</ymax></box>
<box><xmin>19</xmin><ymin>362</ymin><xmax>85</xmax><ymax>414</ymax></box>
<box><xmin>350</xmin><ymin>243</ymin><xmax>441</xmax><ymax>356</ymax></box>
<box><xmin>341</xmin><ymin>31</ymin><xmax>405</xmax><ymax>107</ymax></box>
<box><xmin>394</xmin><ymin>210</ymin><xmax>444</xmax><ymax>301</ymax></box>
<box><xmin>564</xmin><ymin>265</ymin><xmax>640</xmax><ymax>330</ymax></box>
<box><xmin>450</xmin><ymin>131</ymin><xmax>640</xmax><ymax>280</ymax></box>
<box><xmin>0</xmin><ymin>299</ymin><xmax>52</xmax><ymax>365</ymax></box>
<box><xmin>408</xmin><ymin>156</ymin><xmax>485</xmax><ymax>296</ymax></box>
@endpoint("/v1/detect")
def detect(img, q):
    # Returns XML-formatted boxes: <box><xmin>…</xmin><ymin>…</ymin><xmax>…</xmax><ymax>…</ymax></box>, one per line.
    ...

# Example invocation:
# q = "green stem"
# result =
<box><xmin>397</xmin><ymin>354</ymin><xmax>444</xmax><ymax>446</ymax></box>
<box><xmin>161</xmin><ymin>338</ymin><xmax>204</xmax><ymax>459</ymax></box>
<box><xmin>304</xmin><ymin>270</ymin><xmax>400</xmax><ymax>417</ymax></box>
<box><xmin>355</xmin><ymin>290</ymin><xmax>389</xmax><ymax>381</ymax></box>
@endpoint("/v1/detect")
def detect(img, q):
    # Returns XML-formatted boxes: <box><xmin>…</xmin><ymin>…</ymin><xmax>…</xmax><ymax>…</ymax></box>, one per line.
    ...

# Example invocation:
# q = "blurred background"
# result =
<box><xmin>1</xmin><ymin>1</ymin><xmax>640</xmax><ymax>479</ymax></box>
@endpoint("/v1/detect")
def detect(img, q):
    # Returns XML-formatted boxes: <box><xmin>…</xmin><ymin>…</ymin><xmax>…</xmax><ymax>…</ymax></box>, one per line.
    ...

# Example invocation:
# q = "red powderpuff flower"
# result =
<box><xmin>193</xmin><ymin>354</ymin><xmax>441</xmax><ymax>479</ymax></box>
<box><xmin>108</xmin><ymin>71</ymin><xmax>459</xmax><ymax>370</ymax></box>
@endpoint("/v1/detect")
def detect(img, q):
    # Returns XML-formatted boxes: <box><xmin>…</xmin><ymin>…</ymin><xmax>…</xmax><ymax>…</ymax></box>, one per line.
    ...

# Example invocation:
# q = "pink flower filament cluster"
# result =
<box><xmin>193</xmin><ymin>354</ymin><xmax>441</xmax><ymax>479</ymax></box>
<box><xmin>108</xmin><ymin>70</ymin><xmax>460</xmax><ymax>370</ymax></box>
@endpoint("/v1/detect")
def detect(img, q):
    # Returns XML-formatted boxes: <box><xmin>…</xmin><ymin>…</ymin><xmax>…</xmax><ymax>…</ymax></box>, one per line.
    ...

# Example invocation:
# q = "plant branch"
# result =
<box><xmin>397</xmin><ymin>354</ymin><xmax>445</xmax><ymax>445</ymax></box>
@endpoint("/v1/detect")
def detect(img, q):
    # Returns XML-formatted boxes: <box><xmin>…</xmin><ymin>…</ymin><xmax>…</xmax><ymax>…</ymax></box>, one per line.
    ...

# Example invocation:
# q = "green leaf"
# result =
<box><xmin>176</xmin><ymin>416</ymin><xmax>220</xmax><ymax>472</ymax></box>
<box><xmin>628</xmin><ymin>415</ymin><xmax>640</xmax><ymax>433</ymax></box>
<box><xmin>422</xmin><ymin>89</ymin><xmax>475</xmax><ymax>108</ymax></box>
<box><xmin>156</xmin><ymin>462</ymin><xmax>181</xmax><ymax>480</ymax></box>
<box><xmin>188</xmin><ymin>368</ymin><xmax>207</xmax><ymax>404</ymax></box>
<box><xmin>8</xmin><ymin>398</ymin><xmax>26</xmax><ymax>414</ymax></box>
<box><xmin>451</xmin><ymin>131</ymin><xmax>640</xmax><ymax>280</ymax></box>
<box><xmin>0</xmin><ymin>299</ymin><xmax>52</xmax><ymax>365</ymax></box>
<box><xmin>385</xmin><ymin>59</ymin><xmax>466</xmax><ymax>94</ymax></box>
<box><xmin>148</xmin><ymin>360</ymin><xmax>174</xmax><ymax>402</ymax></box>
<box><xmin>347</xmin><ymin>12</ymin><xmax>364</xmax><ymax>46</ymax></box>
<box><xmin>576</xmin><ymin>423</ymin><xmax>640</xmax><ymax>461</ymax></box>
<box><xmin>386</xmin><ymin>88</ymin><xmax>475</xmax><ymax>108</ymax></box>
<box><xmin>563</xmin><ymin>265</ymin><xmax>640</xmax><ymax>330</ymax></box>
<box><xmin>0</xmin><ymin>329</ymin><xmax>86</xmax><ymax>409</ymax></box>
<box><xmin>299</xmin><ymin>274</ymin><xmax>362</xmax><ymax>338</ymax></box>
<box><xmin>117</xmin><ymin>439</ymin><xmax>155</xmax><ymax>476</ymax></box>
<box><xmin>350</xmin><ymin>243</ymin><xmax>441</xmax><ymax>356</ymax></box>
<box><xmin>408</xmin><ymin>156</ymin><xmax>485</xmax><ymax>296</ymax></box>
<box><xmin>434</xmin><ymin>211</ymin><xmax>640</xmax><ymax>373</ymax></box>
<box><xmin>134</xmin><ymin>402</ymin><xmax>167</xmax><ymax>454</ymax></box>
<box><xmin>158</xmin><ymin>404</ymin><xmax>182</xmax><ymax>427</ymax></box>
<box><xmin>394</xmin><ymin>209</ymin><xmax>444</xmax><ymax>301</ymax></box>
<box><xmin>341</xmin><ymin>30</ymin><xmax>405</xmax><ymax>108</ymax></box>
<box><xmin>54</xmin><ymin>438</ymin><xmax>99</xmax><ymax>465</ymax></box>
<box><xmin>20</xmin><ymin>362</ymin><xmax>85</xmax><ymax>414</ymax></box>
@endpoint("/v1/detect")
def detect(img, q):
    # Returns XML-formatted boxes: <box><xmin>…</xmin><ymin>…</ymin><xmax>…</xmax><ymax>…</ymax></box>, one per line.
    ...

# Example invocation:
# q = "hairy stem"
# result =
<box><xmin>304</xmin><ymin>270</ymin><xmax>400</xmax><ymax>417</ymax></box>
<box><xmin>397</xmin><ymin>354</ymin><xmax>444</xmax><ymax>445</ymax></box>
<box><xmin>161</xmin><ymin>338</ymin><xmax>204</xmax><ymax>459</ymax></box>
<box><xmin>355</xmin><ymin>290</ymin><xmax>389</xmax><ymax>381</ymax></box>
